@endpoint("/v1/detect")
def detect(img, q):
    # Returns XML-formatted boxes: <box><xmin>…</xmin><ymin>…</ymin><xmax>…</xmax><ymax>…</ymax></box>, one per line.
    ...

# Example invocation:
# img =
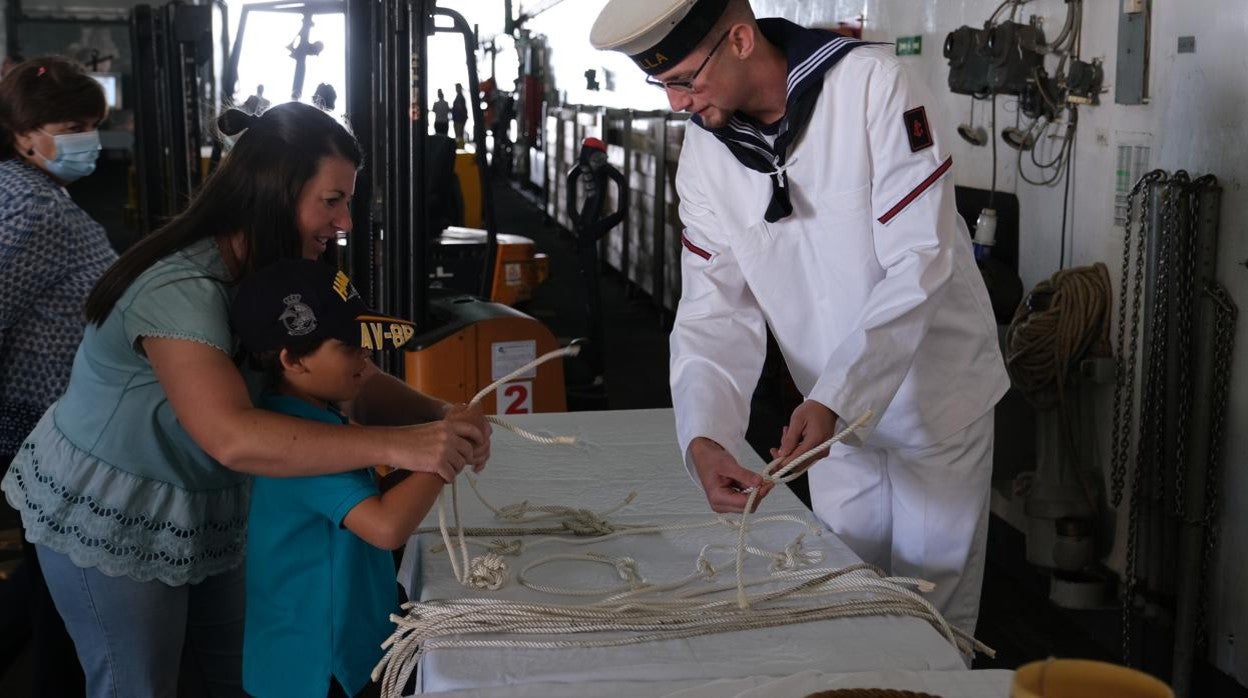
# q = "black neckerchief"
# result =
<box><xmin>692</xmin><ymin>19</ymin><xmax>871</xmax><ymax>222</ymax></box>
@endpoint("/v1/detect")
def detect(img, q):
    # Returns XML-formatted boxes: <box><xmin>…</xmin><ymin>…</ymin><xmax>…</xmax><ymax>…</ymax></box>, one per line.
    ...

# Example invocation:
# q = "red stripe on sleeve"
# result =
<box><xmin>681</xmin><ymin>233</ymin><xmax>713</xmax><ymax>260</ymax></box>
<box><xmin>877</xmin><ymin>156</ymin><xmax>953</xmax><ymax>225</ymax></box>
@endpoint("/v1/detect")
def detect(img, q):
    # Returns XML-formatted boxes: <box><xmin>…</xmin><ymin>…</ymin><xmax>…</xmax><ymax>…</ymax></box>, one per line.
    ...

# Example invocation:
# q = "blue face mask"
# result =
<box><xmin>38</xmin><ymin>129</ymin><xmax>101</xmax><ymax>182</ymax></box>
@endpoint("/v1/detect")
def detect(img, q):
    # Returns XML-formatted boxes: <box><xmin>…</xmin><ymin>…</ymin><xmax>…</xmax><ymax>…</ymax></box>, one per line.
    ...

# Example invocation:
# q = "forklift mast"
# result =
<box><xmin>130</xmin><ymin>3</ymin><xmax>214</xmax><ymax>234</ymax></box>
<box><xmin>343</xmin><ymin>0</ymin><xmax>498</xmax><ymax>372</ymax></box>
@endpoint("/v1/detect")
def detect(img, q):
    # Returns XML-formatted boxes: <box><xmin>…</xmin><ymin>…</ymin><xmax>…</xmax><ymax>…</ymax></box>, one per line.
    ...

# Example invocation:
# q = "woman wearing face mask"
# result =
<box><xmin>0</xmin><ymin>56</ymin><xmax>115</xmax><ymax>693</ymax></box>
<box><xmin>1</xmin><ymin>99</ymin><xmax>492</xmax><ymax>697</ymax></box>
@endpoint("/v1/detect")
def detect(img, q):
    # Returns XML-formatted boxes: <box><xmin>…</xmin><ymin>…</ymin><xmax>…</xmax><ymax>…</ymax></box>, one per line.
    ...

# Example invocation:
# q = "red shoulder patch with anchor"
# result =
<box><xmin>903</xmin><ymin>106</ymin><xmax>933</xmax><ymax>152</ymax></box>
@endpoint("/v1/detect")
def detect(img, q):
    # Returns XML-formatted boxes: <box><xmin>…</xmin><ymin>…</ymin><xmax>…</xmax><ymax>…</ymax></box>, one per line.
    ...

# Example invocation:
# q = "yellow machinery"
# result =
<box><xmin>454</xmin><ymin>152</ymin><xmax>483</xmax><ymax>228</ymax></box>
<box><xmin>433</xmin><ymin>153</ymin><xmax>550</xmax><ymax>308</ymax></box>
<box><xmin>404</xmin><ymin>294</ymin><xmax>566</xmax><ymax>413</ymax></box>
<box><xmin>433</xmin><ymin>227</ymin><xmax>549</xmax><ymax>308</ymax></box>
<box><xmin>345</xmin><ymin>1</ymin><xmax>567</xmax><ymax>415</ymax></box>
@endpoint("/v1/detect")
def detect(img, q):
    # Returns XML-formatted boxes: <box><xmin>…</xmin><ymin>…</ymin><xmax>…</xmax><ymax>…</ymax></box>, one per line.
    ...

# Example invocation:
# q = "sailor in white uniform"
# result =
<box><xmin>591</xmin><ymin>0</ymin><xmax>1010</xmax><ymax>637</ymax></box>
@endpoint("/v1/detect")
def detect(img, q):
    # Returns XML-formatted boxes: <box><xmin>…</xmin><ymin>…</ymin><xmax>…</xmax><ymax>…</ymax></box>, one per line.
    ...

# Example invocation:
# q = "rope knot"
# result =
<box><xmin>613</xmin><ymin>557</ymin><xmax>644</xmax><ymax>588</ymax></box>
<box><xmin>487</xmin><ymin>539</ymin><xmax>524</xmax><ymax>556</ymax></box>
<box><xmin>695</xmin><ymin>554</ymin><xmax>717</xmax><ymax>579</ymax></box>
<box><xmin>773</xmin><ymin>534</ymin><xmax>823</xmax><ymax>570</ymax></box>
<box><xmin>498</xmin><ymin>501</ymin><xmax>531</xmax><ymax>522</ymax></box>
<box><xmin>561</xmin><ymin>510</ymin><xmax>616</xmax><ymax>536</ymax></box>
<box><xmin>588</xmin><ymin>553</ymin><xmax>643</xmax><ymax>588</ymax></box>
<box><xmin>466</xmin><ymin>553</ymin><xmax>509</xmax><ymax>590</ymax></box>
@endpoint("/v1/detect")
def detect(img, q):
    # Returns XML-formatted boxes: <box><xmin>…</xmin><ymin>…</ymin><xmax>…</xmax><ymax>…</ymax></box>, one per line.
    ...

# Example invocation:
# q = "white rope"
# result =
<box><xmin>465</xmin><ymin>553</ymin><xmax>508</xmax><ymax>591</ymax></box>
<box><xmin>436</xmin><ymin>345</ymin><xmax>582</xmax><ymax>586</ymax></box>
<box><xmin>470</xmin><ymin>344</ymin><xmax>581</xmax><ymax>408</ymax></box>
<box><xmin>390</xmin><ymin>382</ymin><xmax>993</xmax><ymax>698</ymax></box>
<box><xmin>372</xmin><ymin>565</ymin><xmax>994</xmax><ymax>696</ymax></box>
<box><xmin>734</xmin><ymin>410</ymin><xmax>874</xmax><ymax>608</ymax></box>
<box><xmin>518</xmin><ymin>552</ymin><xmax>645</xmax><ymax>597</ymax></box>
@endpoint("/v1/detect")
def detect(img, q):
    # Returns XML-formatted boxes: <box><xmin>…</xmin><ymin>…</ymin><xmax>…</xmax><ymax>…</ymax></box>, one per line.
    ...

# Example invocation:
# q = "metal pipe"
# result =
<box><xmin>344</xmin><ymin>0</ymin><xmax>376</xmax><ymax>307</ymax></box>
<box><xmin>652</xmin><ymin>115</ymin><xmax>669</xmax><ymax>310</ymax></box>
<box><xmin>222</xmin><ymin>6</ymin><xmax>252</xmax><ymax>106</ymax></box>
<box><xmin>434</xmin><ymin>6</ymin><xmax>497</xmax><ymax>300</ymax></box>
<box><xmin>410</xmin><ymin>0</ymin><xmax>429</xmax><ymax>330</ymax></box>
<box><xmin>621</xmin><ymin>108</ymin><xmax>634</xmax><ymax>280</ymax></box>
<box><xmin>1170</xmin><ymin>182</ymin><xmax>1222</xmax><ymax>698</ymax></box>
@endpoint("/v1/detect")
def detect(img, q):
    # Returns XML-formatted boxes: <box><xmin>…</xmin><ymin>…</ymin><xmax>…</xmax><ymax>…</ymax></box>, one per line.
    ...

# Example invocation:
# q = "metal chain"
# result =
<box><xmin>1142</xmin><ymin>182</ymin><xmax>1176</xmax><ymax>502</ymax></box>
<box><xmin>1111</xmin><ymin>170</ymin><xmax>1165</xmax><ymax>507</ymax></box>
<box><xmin>1119</xmin><ymin>170</ymin><xmax>1168</xmax><ymax>666</ymax></box>
<box><xmin>1117</xmin><ymin>171</ymin><xmax>1232</xmax><ymax>665</ymax></box>
<box><xmin>1168</xmin><ymin>171</ymin><xmax>1195</xmax><ymax>516</ymax></box>
<box><xmin>1194</xmin><ymin>281</ymin><xmax>1237</xmax><ymax>651</ymax></box>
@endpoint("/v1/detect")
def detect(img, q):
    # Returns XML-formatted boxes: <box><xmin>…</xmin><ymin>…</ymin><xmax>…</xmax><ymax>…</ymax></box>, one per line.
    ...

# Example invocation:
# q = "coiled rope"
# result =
<box><xmin>1004</xmin><ymin>263</ymin><xmax>1113</xmax><ymax>409</ymax></box>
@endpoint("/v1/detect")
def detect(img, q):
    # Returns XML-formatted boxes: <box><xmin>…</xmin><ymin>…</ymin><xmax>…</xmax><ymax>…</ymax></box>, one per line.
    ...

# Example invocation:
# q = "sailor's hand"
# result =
<box><xmin>770</xmin><ymin>400</ymin><xmax>839</xmax><ymax>473</ymax></box>
<box><xmin>689</xmin><ymin>437</ymin><xmax>772</xmax><ymax>513</ymax></box>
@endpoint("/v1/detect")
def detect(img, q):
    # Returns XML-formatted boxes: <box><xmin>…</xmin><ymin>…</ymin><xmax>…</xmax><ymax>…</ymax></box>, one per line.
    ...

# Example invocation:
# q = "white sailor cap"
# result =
<box><xmin>590</xmin><ymin>0</ymin><xmax>729</xmax><ymax>75</ymax></box>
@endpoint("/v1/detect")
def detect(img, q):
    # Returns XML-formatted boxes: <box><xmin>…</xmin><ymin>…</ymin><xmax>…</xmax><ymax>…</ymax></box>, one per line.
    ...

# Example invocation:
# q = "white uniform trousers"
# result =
<box><xmin>808</xmin><ymin>410</ymin><xmax>993</xmax><ymax>639</ymax></box>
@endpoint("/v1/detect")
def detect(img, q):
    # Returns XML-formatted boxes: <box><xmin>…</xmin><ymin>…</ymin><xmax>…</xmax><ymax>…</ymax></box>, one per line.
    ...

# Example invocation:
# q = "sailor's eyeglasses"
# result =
<box><xmin>644</xmin><ymin>30</ymin><xmax>731</xmax><ymax>93</ymax></box>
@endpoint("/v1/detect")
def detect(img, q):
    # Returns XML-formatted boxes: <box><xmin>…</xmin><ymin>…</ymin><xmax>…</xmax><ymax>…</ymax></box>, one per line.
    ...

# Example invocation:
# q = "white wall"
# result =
<box><xmin>533</xmin><ymin>0</ymin><xmax>1248</xmax><ymax>682</ymax></box>
<box><xmin>792</xmin><ymin>0</ymin><xmax>1246</xmax><ymax>682</ymax></box>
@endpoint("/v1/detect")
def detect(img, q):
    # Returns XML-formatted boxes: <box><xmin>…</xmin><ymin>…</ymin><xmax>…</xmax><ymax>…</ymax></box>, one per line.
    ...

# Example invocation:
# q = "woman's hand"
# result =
<box><xmin>389</xmin><ymin>419</ymin><xmax>484</xmax><ymax>482</ymax></box>
<box><xmin>445</xmin><ymin>402</ymin><xmax>492</xmax><ymax>472</ymax></box>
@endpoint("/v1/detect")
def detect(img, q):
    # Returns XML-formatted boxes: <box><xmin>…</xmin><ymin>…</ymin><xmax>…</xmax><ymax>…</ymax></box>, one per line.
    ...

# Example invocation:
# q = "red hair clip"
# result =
<box><xmin>36</xmin><ymin>66</ymin><xmax>47</xmax><ymax>77</ymax></box>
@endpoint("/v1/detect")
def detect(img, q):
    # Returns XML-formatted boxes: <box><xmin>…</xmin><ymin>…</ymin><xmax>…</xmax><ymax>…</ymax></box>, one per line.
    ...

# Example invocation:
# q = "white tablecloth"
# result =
<box><xmin>398</xmin><ymin>409</ymin><xmax>969</xmax><ymax>694</ymax></box>
<box><xmin>421</xmin><ymin>669</ymin><xmax>1016</xmax><ymax>697</ymax></box>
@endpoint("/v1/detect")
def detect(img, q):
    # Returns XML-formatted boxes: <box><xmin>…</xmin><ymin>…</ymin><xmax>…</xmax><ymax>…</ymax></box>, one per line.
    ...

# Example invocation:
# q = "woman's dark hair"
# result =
<box><xmin>0</xmin><ymin>56</ymin><xmax>107</xmax><ymax>160</ymax></box>
<box><xmin>84</xmin><ymin>102</ymin><xmax>363</xmax><ymax>325</ymax></box>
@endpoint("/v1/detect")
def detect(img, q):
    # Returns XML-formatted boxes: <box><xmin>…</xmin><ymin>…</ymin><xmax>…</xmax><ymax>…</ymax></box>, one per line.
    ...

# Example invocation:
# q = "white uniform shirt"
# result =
<box><xmin>670</xmin><ymin>45</ymin><xmax>1009</xmax><ymax>463</ymax></box>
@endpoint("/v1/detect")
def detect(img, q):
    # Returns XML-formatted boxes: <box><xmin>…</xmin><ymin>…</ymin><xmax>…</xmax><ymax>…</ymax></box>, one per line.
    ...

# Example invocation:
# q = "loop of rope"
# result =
<box><xmin>735</xmin><ymin>410</ymin><xmax>874</xmax><ymax>609</ymax></box>
<box><xmin>518</xmin><ymin>553</ymin><xmax>647</xmax><ymax>597</ymax></box>
<box><xmin>437</xmin><ymin>346</ymin><xmax>582</xmax><ymax>587</ymax></box>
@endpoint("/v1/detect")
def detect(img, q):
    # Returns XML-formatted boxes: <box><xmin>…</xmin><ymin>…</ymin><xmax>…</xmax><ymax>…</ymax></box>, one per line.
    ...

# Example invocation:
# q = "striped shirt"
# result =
<box><xmin>0</xmin><ymin>158</ymin><xmax>117</xmax><ymax>455</ymax></box>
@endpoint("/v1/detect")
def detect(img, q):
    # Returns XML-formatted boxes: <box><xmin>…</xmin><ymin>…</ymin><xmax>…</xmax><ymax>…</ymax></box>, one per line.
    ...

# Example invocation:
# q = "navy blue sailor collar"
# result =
<box><xmin>692</xmin><ymin>18</ymin><xmax>871</xmax><ymax>222</ymax></box>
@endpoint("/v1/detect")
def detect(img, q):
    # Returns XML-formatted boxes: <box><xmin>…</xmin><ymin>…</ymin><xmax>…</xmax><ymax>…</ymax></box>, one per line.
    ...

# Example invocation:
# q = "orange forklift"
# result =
<box><xmin>342</xmin><ymin>0</ymin><xmax>567</xmax><ymax>414</ymax></box>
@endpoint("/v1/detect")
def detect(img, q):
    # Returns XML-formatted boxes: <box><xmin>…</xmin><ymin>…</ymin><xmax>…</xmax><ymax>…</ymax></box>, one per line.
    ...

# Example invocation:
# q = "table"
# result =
<box><xmin>398</xmin><ymin>409</ymin><xmax>969</xmax><ymax>694</ymax></box>
<box><xmin>416</xmin><ymin>668</ymin><xmax>1017</xmax><ymax>697</ymax></box>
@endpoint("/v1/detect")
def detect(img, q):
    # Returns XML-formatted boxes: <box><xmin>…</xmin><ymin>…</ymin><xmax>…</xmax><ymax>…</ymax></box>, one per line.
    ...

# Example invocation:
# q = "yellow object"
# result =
<box><xmin>1012</xmin><ymin>659</ymin><xmax>1173</xmax><ymax>698</ymax></box>
<box><xmin>454</xmin><ymin>151</ymin><xmax>483</xmax><ymax>229</ymax></box>
<box><xmin>490</xmin><ymin>239</ymin><xmax>549</xmax><ymax>307</ymax></box>
<box><xmin>437</xmin><ymin>227</ymin><xmax>550</xmax><ymax>307</ymax></box>
<box><xmin>404</xmin><ymin>298</ymin><xmax>566</xmax><ymax>414</ymax></box>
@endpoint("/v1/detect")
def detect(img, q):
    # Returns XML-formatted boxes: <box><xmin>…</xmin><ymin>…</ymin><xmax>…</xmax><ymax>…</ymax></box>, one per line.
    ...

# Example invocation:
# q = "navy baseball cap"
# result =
<box><xmin>231</xmin><ymin>259</ymin><xmax>416</xmax><ymax>353</ymax></box>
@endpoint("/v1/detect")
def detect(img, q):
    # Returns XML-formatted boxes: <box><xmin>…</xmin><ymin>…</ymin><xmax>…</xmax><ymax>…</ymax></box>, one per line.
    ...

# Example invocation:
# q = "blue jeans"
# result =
<box><xmin>36</xmin><ymin>545</ymin><xmax>246</xmax><ymax>698</ymax></box>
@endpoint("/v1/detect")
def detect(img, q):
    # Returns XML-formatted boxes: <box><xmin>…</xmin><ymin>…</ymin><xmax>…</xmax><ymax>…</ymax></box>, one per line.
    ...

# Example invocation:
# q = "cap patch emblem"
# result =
<box><xmin>279</xmin><ymin>294</ymin><xmax>317</xmax><ymax>336</ymax></box>
<box><xmin>639</xmin><ymin>52</ymin><xmax>669</xmax><ymax>70</ymax></box>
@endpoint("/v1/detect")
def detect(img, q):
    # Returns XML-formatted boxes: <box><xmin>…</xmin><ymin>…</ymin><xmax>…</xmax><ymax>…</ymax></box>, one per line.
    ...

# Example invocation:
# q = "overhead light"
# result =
<box><xmin>957</xmin><ymin>123</ymin><xmax>988</xmax><ymax>146</ymax></box>
<box><xmin>1002</xmin><ymin>126</ymin><xmax>1035</xmax><ymax>150</ymax></box>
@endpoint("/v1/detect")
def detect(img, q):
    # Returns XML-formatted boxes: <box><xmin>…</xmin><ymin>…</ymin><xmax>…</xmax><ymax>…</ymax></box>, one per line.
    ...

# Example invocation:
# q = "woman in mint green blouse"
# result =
<box><xmin>1</xmin><ymin>102</ymin><xmax>491</xmax><ymax>698</ymax></box>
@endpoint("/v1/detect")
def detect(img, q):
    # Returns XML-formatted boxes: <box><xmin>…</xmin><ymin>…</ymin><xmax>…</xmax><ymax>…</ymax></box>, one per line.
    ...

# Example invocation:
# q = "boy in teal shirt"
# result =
<box><xmin>231</xmin><ymin>259</ymin><xmax>449</xmax><ymax>698</ymax></box>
